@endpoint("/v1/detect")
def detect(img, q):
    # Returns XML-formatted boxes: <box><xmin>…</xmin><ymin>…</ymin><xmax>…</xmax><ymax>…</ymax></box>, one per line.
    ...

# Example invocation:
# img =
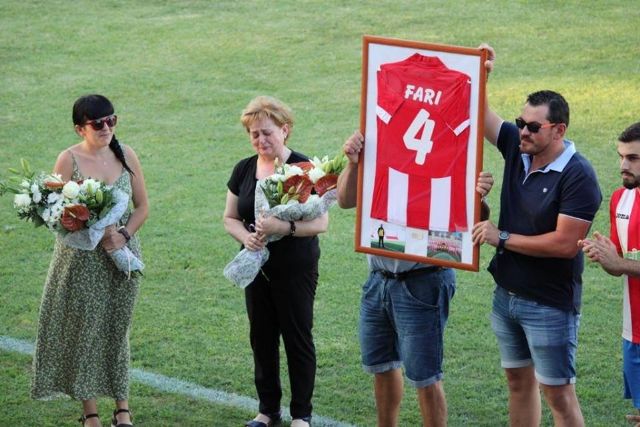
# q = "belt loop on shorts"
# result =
<box><xmin>376</xmin><ymin>266</ymin><xmax>442</xmax><ymax>281</ymax></box>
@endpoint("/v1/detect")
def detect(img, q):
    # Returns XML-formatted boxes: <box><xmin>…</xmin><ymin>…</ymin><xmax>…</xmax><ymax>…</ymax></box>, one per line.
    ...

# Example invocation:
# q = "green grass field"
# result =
<box><xmin>1</xmin><ymin>1</ymin><xmax>639</xmax><ymax>425</ymax></box>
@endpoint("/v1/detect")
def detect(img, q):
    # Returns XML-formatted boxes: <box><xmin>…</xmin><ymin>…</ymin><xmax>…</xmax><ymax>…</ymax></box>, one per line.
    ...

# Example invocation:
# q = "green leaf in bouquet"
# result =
<box><xmin>32</xmin><ymin>215</ymin><xmax>45</xmax><ymax>227</ymax></box>
<box><xmin>20</xmin><ymin>158</ymin><xmax>33</xmax><ymax>177</ymax></box>
<box><xmin>0</xmin><ymin>181</ymin><xmax>9</xmax><ymax>196</ymax></box>
<box><xmin>97</xmin><ymin>191</ymin><xmax>115</xmax><ymax>219</ymax></box>
<box><xmin>98</xmin><ymin>205</ymin><xmax>110</xmax><ymax>219</ymax></box>
<box><xmin>95</xmin><ymin>189</ymin><xmax>103</xmax><ymax>204</ymax></box>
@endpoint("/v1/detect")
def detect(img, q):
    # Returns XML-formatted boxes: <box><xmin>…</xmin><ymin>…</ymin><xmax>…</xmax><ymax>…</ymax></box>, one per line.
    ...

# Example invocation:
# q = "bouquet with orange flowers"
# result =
<box><xmin>224</xmin><ymin>152</ymin><xmax>347</xmax><ymax>288</ymax></box>
<box><xmin>0</xmin><ymin>159</ymin><xmax>143</xmax><ymax>274</ymax></box>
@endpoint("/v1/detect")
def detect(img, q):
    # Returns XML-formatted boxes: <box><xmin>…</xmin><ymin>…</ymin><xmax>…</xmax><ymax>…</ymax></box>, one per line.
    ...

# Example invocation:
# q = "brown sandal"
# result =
<box><xmin>110</xmin><ymin>408</ymin><xmax>133</xmax><ymax>427</ymax></box>
<box><xmin>79</xmin><ymin>413</ymin><xmax>99</xmax><ymax>426</ymax></box>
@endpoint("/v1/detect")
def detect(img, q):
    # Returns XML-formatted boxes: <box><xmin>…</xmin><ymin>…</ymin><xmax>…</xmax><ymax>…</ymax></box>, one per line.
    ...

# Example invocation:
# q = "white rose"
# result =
<box><xmin>20</xmin><ymin>180</ymin><xmax>30</xmax><ymax>189</ymax></box>
<box><xmin>30</xmin><ymin>183</ymin><xmax>39</xmax><ymax>194</ymax></box>
<box><xmin>62</xmin><ymin>181</ymin><xmax>80</xmax><ymax>199</ymax></box>
<box><xmin>14</xmin><ymin>193</ymin><xmax>31</xmax><ymax>208</ymax></box>
<box><xmin>307</xmin><ymin>167</ymin><xmax>326</xmax><ymax>183</ymax></box>
<box><xmin>32</xmin><ymin>191</ymin><xmax>42</xmax><ymax>203</ymax></box>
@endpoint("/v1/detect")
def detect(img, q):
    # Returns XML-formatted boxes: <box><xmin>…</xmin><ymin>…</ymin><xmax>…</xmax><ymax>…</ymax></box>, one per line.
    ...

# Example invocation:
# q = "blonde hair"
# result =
<box><xmin>241</xmin><ymin>96</ymin><xmax>294</xmax><ymax>139</ymax></box>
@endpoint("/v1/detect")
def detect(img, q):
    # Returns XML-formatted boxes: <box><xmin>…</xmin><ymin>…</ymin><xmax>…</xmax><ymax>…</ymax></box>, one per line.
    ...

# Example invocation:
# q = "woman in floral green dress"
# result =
<box><xmin>31</xmin><ymin>94</ymin><xmax>149</xmax><ymax>427</ymax></box>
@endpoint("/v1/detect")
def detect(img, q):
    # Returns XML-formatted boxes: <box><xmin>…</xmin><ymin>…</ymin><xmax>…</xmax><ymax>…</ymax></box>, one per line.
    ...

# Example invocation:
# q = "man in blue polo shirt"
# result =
<box><xmin>472</xmin><ymin>44</ymin><xmax>602</xmax><ymax>426</ymax></box>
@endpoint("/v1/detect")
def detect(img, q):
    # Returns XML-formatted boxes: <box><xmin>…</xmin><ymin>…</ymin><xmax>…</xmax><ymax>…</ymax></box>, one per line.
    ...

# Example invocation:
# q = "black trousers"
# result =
<box><xmin>245</xmin><ymin>265</ymin><xmax>318</xmax><ymax>419</ymax></box>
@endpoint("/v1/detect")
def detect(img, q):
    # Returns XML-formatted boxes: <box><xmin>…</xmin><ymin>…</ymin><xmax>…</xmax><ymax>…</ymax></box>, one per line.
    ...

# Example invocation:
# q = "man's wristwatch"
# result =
<box><xmin>497</xmin><ymin>230</ymin><xmax>510</xmax><ymax>254</ymax></box>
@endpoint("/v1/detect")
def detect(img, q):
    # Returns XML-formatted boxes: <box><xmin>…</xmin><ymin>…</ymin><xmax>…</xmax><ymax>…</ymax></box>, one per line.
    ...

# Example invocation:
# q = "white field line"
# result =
<box><xmin>0</xmin><ymin>336</ymin><xmax>357</xmax><ymax>427</ymax></box>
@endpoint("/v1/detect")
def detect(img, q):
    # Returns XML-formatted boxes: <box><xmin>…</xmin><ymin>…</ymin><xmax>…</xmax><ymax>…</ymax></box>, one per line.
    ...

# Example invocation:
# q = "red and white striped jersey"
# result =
<box><xmin>610</xmin><ymin>187</ymin><xmax>640</xmax><ymax>343</ymax></box>
<box><xmin>371</xmin><ymin>54</ymin><xmax>471</xmax><ymax>231</ymax></box>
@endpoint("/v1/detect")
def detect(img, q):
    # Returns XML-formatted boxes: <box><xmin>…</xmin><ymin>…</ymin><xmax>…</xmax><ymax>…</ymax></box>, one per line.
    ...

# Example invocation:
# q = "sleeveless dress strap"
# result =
<box><xmin>67</xmin><ymin>149</ymin><xmax>81</xmax><ymax>181</ymax></box>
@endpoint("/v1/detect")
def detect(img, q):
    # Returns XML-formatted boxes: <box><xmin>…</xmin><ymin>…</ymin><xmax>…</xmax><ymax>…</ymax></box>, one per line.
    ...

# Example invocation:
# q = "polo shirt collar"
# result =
<box><xmin>522</xmin><ymin>139</ymin><xmax>576</xmax><ymax>175</ymax></box>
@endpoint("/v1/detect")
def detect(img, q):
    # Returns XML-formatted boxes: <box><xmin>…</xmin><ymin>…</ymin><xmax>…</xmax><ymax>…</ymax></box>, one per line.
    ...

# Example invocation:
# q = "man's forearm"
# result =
<box><xmin>337</xmin><ymin>162</ymin><xmax>358</xmax><ymax>209</ymax></box>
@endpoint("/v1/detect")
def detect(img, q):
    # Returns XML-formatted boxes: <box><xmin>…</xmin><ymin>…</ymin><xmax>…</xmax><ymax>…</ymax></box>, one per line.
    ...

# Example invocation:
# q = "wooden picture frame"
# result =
<box><xmin>355</xmin><ymin>35</ymin><xmax>487</xmax><ymax>271</ymax></box>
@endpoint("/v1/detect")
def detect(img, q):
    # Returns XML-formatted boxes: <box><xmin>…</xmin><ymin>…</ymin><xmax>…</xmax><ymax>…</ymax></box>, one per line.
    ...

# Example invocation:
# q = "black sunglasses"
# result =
<box><xmin>515</xmin><ymin>117</ymin><xmax>556</xmax><ymax>133</ymax></box>
<box><xmin>84</xmin><ymin>115</ymin><xmax>117</xmax><ymax>131</ymax></box>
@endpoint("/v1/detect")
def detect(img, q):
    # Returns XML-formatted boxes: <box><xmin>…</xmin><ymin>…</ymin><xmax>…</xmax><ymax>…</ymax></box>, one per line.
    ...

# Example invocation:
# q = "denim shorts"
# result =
<box><xmin>359</xmin><ymin>268</ymin><xmax>455</xmax><ymax>388</ymax></box>
<box><xmin>490</xmin><ymin>286</ymin><xmax>580</xmax><ymax>385</ymax></box>
<box><xmin>623</xmin><ymin>338</ymin><xmax>640</xmax><ymax>408</ymax></box>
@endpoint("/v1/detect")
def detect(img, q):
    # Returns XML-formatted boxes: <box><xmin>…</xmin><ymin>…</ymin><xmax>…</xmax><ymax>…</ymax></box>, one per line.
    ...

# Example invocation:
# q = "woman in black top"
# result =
<box><xmin>223</xmin><ymin>96</ymin><xmax>328</xmax><ymax>427</ymax></box>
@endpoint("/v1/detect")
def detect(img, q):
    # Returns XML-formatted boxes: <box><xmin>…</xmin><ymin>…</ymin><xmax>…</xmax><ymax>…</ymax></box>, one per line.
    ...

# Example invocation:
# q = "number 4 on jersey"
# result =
<box><xmin>403</xmin><ymin>109</ymin><xmax>435</xmax><ymax>165</ymax></box>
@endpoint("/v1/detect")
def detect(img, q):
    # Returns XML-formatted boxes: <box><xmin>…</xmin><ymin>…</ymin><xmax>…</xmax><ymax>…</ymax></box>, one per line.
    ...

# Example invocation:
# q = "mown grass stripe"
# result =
<box><xmin>0</xmin><ymin>336</ymin><xmax>356</xmax><ymax>427</ymax></box>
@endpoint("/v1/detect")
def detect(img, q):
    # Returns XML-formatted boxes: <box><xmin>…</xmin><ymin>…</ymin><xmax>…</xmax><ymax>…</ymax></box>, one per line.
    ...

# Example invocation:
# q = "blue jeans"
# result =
<box><xmin>359</xmin><ymin>268</ymin><xmax>455</xmax><ymax>388</ymax></box>
<box><xmin>623</xmin><ymin>338</ymin><xmax>640</xmax><ymax>408</ymax></box>
<box><xmin>491</xmin><ymin>286</ymin><xmax>580</xmax><ymax>385</ymax></box>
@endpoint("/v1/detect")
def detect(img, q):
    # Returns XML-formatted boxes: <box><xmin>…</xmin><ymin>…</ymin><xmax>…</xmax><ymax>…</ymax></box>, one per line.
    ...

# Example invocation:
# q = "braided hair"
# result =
<box><xmin>72</xmin><ymin>94</ymin><xmax>134</xmax><ymax>175</ymax></box>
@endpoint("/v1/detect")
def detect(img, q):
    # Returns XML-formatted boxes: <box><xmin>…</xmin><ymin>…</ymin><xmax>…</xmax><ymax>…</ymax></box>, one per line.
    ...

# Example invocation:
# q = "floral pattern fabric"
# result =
<box><xmin>31</xmin><ymin>159</ymin><xmax>141</xmax><ymax>400</ymax></box>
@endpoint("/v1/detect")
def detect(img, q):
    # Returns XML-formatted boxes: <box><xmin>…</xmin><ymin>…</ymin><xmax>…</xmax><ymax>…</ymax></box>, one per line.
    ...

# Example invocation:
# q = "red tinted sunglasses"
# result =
<box><xmin>515</xmin><ymin>117</ymin><xmax>556</xmax><ymax>133</ymax></box>
<box><xmin>84</xmin><ymin>115</ymin><xmax>117</xmax><ymax>131</ymax></box>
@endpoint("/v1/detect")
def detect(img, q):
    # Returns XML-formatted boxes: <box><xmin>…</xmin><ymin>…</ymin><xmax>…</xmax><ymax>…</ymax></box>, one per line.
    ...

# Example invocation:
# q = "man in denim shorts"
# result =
<box><xmin>472</xmin><ymin>44</ymin><xmax>602</xmax><ymax>426</ymax></box>
<box><xmin>338</xmin><ymin>130</ymin><xmax>493</xmax><ymax>426</ymax></box>
<box><xmin>580</xmin><ymin>122</ymin><xmax>640</xmax><ymax>426</ymax></box>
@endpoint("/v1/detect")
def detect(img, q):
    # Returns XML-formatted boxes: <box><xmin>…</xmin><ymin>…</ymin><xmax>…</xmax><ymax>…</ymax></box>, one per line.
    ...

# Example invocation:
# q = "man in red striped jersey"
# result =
<box><xmin>580</xmin><ymin>122</ymin><xmax>640</xmax><ymax>426</ymax></box>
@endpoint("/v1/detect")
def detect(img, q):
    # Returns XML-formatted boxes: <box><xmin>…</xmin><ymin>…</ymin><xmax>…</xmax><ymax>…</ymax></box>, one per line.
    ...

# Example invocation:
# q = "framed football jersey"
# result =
<box><xmin>355</xmin><ymin>36</ymin><xmax>487</xmax><ymax>271</ymax></box>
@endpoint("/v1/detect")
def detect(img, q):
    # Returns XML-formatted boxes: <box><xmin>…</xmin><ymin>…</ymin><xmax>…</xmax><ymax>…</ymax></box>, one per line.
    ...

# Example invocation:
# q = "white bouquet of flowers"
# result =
<box><xmin>0</xmin><ymin>159</ymin><xmax>143</xmax><ymax>274</ymax></box>
<box><xmin>224</xmin><ymin>153</ymin><xmax>347</xmax><ymax>288</ymax></box>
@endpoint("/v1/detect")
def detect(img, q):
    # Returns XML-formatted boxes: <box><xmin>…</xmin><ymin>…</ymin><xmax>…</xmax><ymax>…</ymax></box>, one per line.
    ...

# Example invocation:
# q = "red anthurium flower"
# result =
<box><xmin>44</xmin><ymin>181</ymin><xmax>65</xmax><ymax>190</ymax></box>
<box><xmin>291</xmin><ymin>161</ymin><xmax>314</xmax><ymax>172</ymax></box>
<box><xmin>314</xmin><ymin>174</ymin><xmax>338</xmax><ymax>196</ymax></box>
<box><xmin>60</xmin><ymin>204</ymin><xmax>90</xmax><ymax>231</ymax></box>
<box><xmin>283</xmin><ymin>174</ymin><xmax>313</xmax><ymax>203</ymax></box>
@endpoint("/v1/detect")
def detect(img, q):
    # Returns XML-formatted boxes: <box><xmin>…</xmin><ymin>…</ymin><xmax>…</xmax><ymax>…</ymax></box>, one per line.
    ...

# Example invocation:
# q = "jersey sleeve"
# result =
<box><xmin>376</xmin><ymin>66</ymin><xmax>405</xmax><ymax>124</ymax></box>
<box><xmin>610</xmin><ymin>189</ymin><xmax>623</xmax><ymax>254</ymax></box>
<box><xmin>437</xmin><ymin>73</ymin><xmax>471</xmax><ymax>135</ymax></box>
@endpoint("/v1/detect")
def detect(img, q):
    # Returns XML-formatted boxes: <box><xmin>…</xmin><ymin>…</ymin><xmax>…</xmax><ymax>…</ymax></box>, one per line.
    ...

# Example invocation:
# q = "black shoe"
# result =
<box><xmin>244</xmin><ymin>411</ymin><xmax>282</xmax><ymax>427</ymax></box>
<box><xmin>79</xmin><ymin>413</ymin><xmax>99</xmax><ymax>426</ymax></box>
<box><xmin>111</xmin><ymin>408</ymin><xmax>133</xmax><ymax>427</ymax></box>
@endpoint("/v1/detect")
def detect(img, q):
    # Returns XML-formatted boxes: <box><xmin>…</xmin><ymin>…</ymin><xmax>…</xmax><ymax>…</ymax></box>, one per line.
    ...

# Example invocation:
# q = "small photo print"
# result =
<box><xmin>370</xmin><ymin>222</ymin><xmax>405</xmax><ymax>253</ymax></box>
<box><xmin>404</xmin><ymin>228</ymin><xmax>429</xmax><ymax>256</ymax></box>
<box><xmin>427</xmin><ymin>230</ymin><xmax>463</xmax><ymax>262</ymax></box>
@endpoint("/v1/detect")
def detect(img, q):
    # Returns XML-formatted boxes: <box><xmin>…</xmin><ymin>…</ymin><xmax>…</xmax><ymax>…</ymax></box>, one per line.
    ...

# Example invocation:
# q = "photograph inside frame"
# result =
<box><xmin>356</xmin><ymin>36</ymin><xmax>486</xmax><ymax>270</ymax></box>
